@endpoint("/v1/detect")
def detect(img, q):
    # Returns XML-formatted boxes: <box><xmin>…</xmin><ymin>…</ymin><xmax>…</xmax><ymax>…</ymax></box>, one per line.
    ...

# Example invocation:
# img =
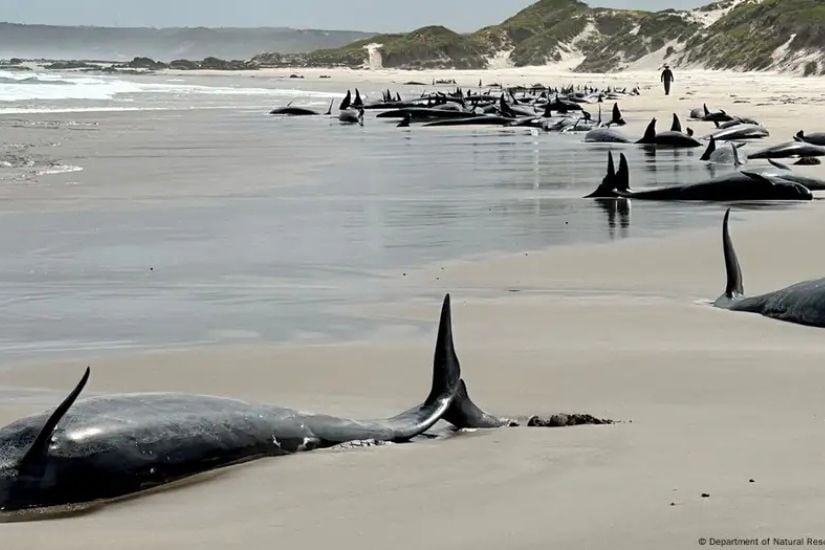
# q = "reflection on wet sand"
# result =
<box><xmin>594</xmin><ymin>198</ymin><xmax>631</xmax><ymax>239</ymax></box>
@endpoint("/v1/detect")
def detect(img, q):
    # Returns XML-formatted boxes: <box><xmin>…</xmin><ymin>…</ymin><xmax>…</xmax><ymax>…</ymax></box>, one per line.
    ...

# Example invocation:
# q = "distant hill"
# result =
<box><xmin>0</xmin><ymin>22</ymin><xmax>374</xmax><ymax>61</ymax></box>
<box><xmin>255</xmin><ymin>0</ymin><xmax>825</xmax><ymax>75</ymax></box>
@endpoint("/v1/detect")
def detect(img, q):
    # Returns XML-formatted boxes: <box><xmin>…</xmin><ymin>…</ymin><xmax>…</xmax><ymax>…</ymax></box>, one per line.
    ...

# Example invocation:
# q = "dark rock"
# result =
<box><xmin>44</xmin><ymin>60</ymin><xmax>96</xmax><ymax>70</ymax></box>
<box><xmin>701</xmin><ymin>493</ymin><xmax>710</xmax><ymax>498</ymax></box>
<box><xmin>198</xmin><ymin>57</ymin><xmax>252</xmax><ymax>71</ymax></box>
<box><xmin>126</xmin><ymin>57</ymin><xmax>168</xmax><ymax>70</ymax></box>
<box><xmin>527</xmin><ymin>414</ymin><xmax>613</xmax><ymax>427</ymax></box>
<box><xmin>169</xmin><ymin>59</ymin><xmax>200</xmax><ymax>70</ymax></box>
<box><xmin>795</xmin><ymin>157</ymin><xmax>821</xmax><ymax>165</ymax></box>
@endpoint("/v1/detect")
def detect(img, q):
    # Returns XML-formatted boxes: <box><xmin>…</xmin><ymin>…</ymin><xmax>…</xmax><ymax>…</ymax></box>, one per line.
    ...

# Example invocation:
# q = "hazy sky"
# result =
<box><xmin>1</xmin><ymin>0</ymin><xmax>710</xmax><ymax>32</ymax></box>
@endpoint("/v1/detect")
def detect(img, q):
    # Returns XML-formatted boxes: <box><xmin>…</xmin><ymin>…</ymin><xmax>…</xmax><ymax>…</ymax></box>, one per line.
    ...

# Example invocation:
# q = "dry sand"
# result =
<box><xmin>4</xmin><ymin>69</ymin><xmax>825</xmax><ymax>548</ymax></box>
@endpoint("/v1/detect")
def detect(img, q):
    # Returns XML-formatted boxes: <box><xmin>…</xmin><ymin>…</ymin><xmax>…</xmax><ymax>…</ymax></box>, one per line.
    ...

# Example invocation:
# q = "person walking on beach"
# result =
<box><xmin>661</xmin><ymin>65</ymin><xmax>675</xmax><ymax>96</ymax></box>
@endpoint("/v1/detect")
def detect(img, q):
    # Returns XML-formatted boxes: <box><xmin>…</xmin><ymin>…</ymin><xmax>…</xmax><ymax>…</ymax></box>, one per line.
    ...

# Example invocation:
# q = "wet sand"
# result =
<box><xmin>3</xmin><ymin>69</ymin><xmax>825</xmax><ymax>547</ymax></box>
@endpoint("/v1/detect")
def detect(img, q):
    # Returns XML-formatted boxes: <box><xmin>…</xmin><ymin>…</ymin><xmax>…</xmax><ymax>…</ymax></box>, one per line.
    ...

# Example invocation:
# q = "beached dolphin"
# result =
<box><xmin>637</xmin><ymin>118</ymin><xmax>702</xmax><ymax>148</ymax></box>
<box><xmin>584</xmin><ymin>127</ymin><xmax>632</xmax><ymax>143</ymax></box>
<box><xmin>270</xmin><ymin>100</ymin><xmax>334</xmax><ymax>116</ymax></box>
<box><xmin>707</xmin><ymin>123</ymin><xmax>769</xmax><ymax>141</ymax></box>
<box><xmin>585</xmin><ymin>152</ymin><xmax>812</xmax><ymax>201</ymax></box>
<box><xmin>0</xmin><ymin>296</ymin><xmax>512</xmax><ymax>513</ymax></box>
<box><xmin>702</xmin><ymin>104</ymin><xmax>734</xmax><ymax>123</ymax></box>
<box><xmin>795</xmin><ymin>131</ymin><xmax>825</xmax><ymax>146</ymax></box>
<box><xmin>424</xmin><ymin>115</ymin><xmax>516</xmax><ymax>127</ymax></box>
<box><xmin>713</xmin><ymin>209</ymin><xmax>825</xmax><ymax>328</ymax></box>
<box><xmin>376</xmin><ymin>108</ymin><xmax>476</xmax><ymax>122</ymax></box>
<box><xmin>760</xmin><ymin>161</ymin><xmax>825</xmax><ymax>191</ymax></box>
<box><xmin>339</xmin><ymin>108</ymin><xmax>365</xmax><ymax>126</ymax></box>
<box><xmin>701</xmin><ymin>136</ymin><xmax>744</xmax><ymax>166</ymax></box>
<box><xmin>748</xmin><ymin>141</ymin><xmax>825</xmax><ymax>160</ymax></box>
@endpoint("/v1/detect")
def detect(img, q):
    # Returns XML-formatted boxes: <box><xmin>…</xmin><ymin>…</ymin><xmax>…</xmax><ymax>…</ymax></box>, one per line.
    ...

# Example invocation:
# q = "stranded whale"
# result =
<box><xmin>0</xmin><ymin>296</ymin><xmax>509</xmax><ymax>513</ymax></box>
<box><xmin>713</xmin><ymin>210</ymin><xmax>825</xmax><ymax>328</ymax></box>
<box><xmin>586</xmin><ymin>152</ymin><xmax>812</xmax><ymax>201</ymax></box>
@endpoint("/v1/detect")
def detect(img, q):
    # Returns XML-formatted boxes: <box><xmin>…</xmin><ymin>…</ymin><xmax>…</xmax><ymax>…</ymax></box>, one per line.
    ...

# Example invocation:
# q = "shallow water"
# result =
<box><xmin>0</xmin><ymin>70</ymin><xmax>807</xmax><ymax>356</ymax></box>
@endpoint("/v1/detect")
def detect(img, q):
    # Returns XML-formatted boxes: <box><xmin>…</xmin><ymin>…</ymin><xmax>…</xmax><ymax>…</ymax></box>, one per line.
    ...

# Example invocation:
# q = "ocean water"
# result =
<box><xmin>0</xmin><ymin>70</ymin><xmax>805</xmax><ymax>357</ymax></box>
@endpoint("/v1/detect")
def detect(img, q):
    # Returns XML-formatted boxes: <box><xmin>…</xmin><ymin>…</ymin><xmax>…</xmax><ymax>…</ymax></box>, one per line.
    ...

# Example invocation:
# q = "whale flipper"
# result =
<box><xmin>732</xmin><ymin>143</ymin><xmax>743</xmax><ymax>167</ymax></box>
<box><xmin>20</xmin><ymin>367</ymin><xmax>91</xmax><ymax>475</ymax></box>
<box><xmin>715</xmin><ymin>209</ymin><xmax>744</xmax><ymax>307</ymax></box>
<box><xmin>769</xmin><ymin>159</ymin><xmax>792</xmax><ymax>171</ymax></box>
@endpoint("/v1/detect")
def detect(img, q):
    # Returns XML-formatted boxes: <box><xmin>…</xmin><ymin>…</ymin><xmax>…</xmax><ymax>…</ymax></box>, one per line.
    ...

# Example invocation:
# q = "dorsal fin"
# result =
<box><xmin>721</xmin><ymin>209</ymin><xmax>744</xmax><ymax>300</ymax></box>
<box><xmin>339</xmin><ymin>90</ymin><xmax>351</xmax><ymax>111</ymax></box>
<box><xmin>704</xmin><ymin>103</ymin><xmax>710</xmax><ymax>116</ymax></box>
<box><xmin>325</xmin><ymin>99</ymin><xmax>333</xmax><ymax>116</ymax></box>
<box><xmin>714</xmin><ymin>120</ymin><xmax>720</xmax><ymax>129</ymax></box>
<box><xmin>584</xmin><ymin>152</ymin><xmax>617</xmax><ymax>198</ymax></box>
<box><xmin>427</xmin><ymin>295</ymin><xmax>460</xmax><ymax>405</ymax></box>
<box><xmin>638</xmin><ymin>118</ymin><xmax>656</xmax><ymax>143</ymax></box>
<box><xmin>611</xmin><ymin>102</ymin><xmax>625</xmax><ymax>126</ymax></box>
<box><xmin>795</xmin><ymin>130</ymin><xmax>805</xmax><ymax>142</ymax></box>
<box><xmin>20</xmin><ymin>367</ymin><xmax>91</xmax><ymax>473</ymax></box>
<box><xmin>616</xmin><ymin>153</ymin><xmax>630</xmax><ymax>192</ymax></box>
<box><xmin>671</xmin><ymin>113</ymin><xmax>682</xmax><ymax>133</ymax></box>
<box><xmin>701</xmin><ymin>136</ymin><xmax>717</xmax><ymax>161</ymax></box>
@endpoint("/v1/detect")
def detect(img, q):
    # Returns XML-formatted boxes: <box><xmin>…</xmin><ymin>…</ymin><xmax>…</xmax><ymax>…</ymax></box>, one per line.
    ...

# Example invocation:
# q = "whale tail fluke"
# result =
<box><xmin>701</xmin><ymin>135</ymin><xmax>717</xmax><ymax>161</ymax></box>
<box><xmin>714</xmin><ymin>209</ymin><xmax>744</xmax><ymax>308</ymax></box>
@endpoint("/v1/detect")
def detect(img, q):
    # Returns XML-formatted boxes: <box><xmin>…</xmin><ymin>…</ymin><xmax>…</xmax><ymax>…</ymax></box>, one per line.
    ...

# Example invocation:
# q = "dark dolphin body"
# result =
<box><xmin>424</xmin><ymin>115</ymin><xmax>514</xmax><ymax>127</ymax></box>
<box><xmin>0</xmin><ymin>296</ymin><xmax>507</xmax><ymax>513</ymax></box>
<box><xmin>270</xmin><ymin>100</ymin><xmax>334</xmax><ymax>116</ymax></box>
<box><xmin>377</xmin><ymin>108</ymin><xmax>476</xmax><ymax>122</ymax></box>
<box><xmin>585</xmin><ymin>152</ymin><xmax>812</xmax><ymax>201</ymax></box>
<box><xmin>748</xmin><ymin>141</ymin><xmax>825</xmax><ymax>160</ymax></box>
<box><xmin>795</xmin><ymin>131</ymin><xmax>825</xmax><ymax>146</ymax></box>
<box><xmin>584</xmin><ymin>128</ymin><xmax>632</xmax><ymax>143</ymax></box>
<box><xmin>637</xmin><ymin>118</ymin><xmax>702</xmax><ymax>148</ymax></box>
<box><xmin>713</xmin><ymin>210</ymin><xmax>825</xmax><ymax>327</ymax></box>
<box><xmin>706</xmin><ymin>124</ymin><xmax>769</xmax><ymax>141</ymax></box>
